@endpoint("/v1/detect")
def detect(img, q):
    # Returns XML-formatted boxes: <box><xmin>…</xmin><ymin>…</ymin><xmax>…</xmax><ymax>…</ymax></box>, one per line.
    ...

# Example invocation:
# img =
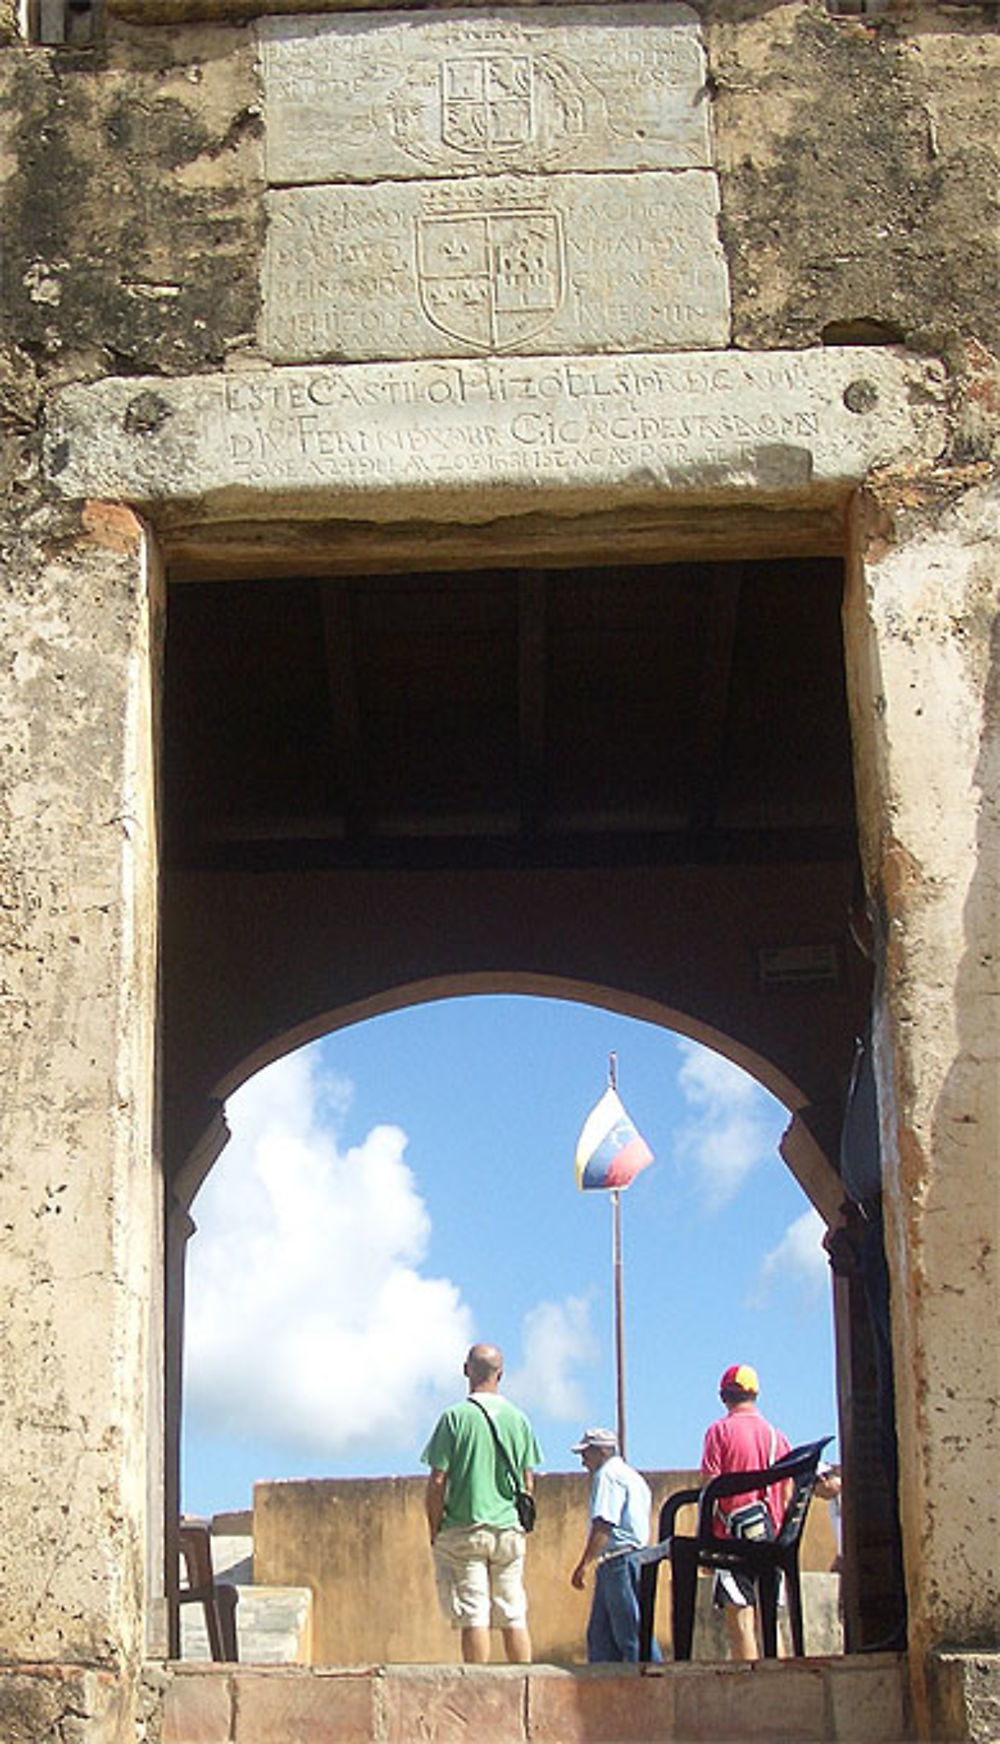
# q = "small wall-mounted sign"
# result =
<box><xmin>759</xmin><ymin>945</ymin><xmax>840</xmax><ymax>989</ymax></box>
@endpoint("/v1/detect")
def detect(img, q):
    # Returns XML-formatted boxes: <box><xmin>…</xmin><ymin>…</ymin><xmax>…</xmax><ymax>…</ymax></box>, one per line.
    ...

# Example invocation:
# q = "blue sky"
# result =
<box><xmin>182</xmin><ymin>995</ymin><xmax>838</xmax><ymax>1518</ymax></box>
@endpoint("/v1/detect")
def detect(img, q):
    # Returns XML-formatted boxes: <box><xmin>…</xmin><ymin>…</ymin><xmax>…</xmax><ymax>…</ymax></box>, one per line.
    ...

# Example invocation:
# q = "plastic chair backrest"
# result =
<box><xmin>694</xmin><ymin>1434</ymin><xmax>833</xmax><ymax>1548</ymax></box>
<box><xmin>772</xmin><ymin>1437</ymin><xmax>834</xmax><ymax>1547</ymax></box>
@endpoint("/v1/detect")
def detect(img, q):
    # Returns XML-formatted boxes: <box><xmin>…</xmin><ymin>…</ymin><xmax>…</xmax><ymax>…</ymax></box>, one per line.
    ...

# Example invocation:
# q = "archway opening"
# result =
<box><xmin>179</xmin><ymin>992</ymin><xmax>839</xmax><ymax>1665</ymax></box>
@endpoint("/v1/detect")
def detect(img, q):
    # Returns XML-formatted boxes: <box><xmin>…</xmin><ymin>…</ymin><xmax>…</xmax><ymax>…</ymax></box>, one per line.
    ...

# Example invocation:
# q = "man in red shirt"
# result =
<box><xmin>701</xmin><ymin>1364</ymin><xmax>791</xmax><ymax>1661</ymax></box>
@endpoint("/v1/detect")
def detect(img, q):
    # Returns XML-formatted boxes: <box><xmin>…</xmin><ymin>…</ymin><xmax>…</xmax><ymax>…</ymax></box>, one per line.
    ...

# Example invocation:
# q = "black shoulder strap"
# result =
<box><xmin>471</xmin><ymin>1397</ymin><xmax>521</xmax><ymax>1490</ymax></box>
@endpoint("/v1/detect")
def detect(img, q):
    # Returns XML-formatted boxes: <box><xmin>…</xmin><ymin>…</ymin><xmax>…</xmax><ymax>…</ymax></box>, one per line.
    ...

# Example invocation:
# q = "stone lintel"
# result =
<box><xmin>44</xmin><ymin>348</ymin><xmax>946</xmax><ymax>526</ymax></box>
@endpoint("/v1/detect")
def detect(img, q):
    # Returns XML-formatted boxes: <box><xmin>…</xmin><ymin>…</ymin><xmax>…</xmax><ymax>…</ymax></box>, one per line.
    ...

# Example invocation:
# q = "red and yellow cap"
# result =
<box><xmin>719</xmin><ymin>1363</ymin><xmax>760</xmax><ymax>1397</ymax></box>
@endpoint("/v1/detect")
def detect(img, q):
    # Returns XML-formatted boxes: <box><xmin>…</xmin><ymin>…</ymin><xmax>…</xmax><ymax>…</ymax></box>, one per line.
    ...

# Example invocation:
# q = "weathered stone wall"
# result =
<box><xmin>3</xmin><ymin>5</ymin><xmax>998</xmax><ymax>398</ymax></box>
<box><xmin>710</xmin><ymin>4</ymin><xmax>999</xmax><ymax>362</ymax></box>
<box><xmin>0</xmin><ymin>18</ymin><xmax>263</xmax><ymax>374</ymax></box>
<box><xmin>0</xmin><ymin>499</ymin><xmax>162</xmax><ymax>1695</ymax></box>
<box><xmin>844</xmin><ymin>476</ymin><xmax>999</xmax><ymax>1733</ymax></box>
<box><xmin>0</xmin><ymin>25</ymin><xmax>254</xmax><ymax>1730</ymax></box>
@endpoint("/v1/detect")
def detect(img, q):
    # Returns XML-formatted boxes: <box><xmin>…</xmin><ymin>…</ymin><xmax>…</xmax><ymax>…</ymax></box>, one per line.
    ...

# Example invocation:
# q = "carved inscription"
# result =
<box><xmin>45</xmin><ymin>351</ymin><xmax>947</xmax><ymax>513</ymax></box>
<box><xmin>260</xmin><ymin>5</ymin><xmax>711</xmax><ymax>185</ymax></box>
<box><xmin>219</xmin><ymin>360</ymin><xmax>826</xmax><ymax>489</ymax></box>
<box><xmin>263</xmin><ymin>173</ymin><xmax>730</xmax><ymax>362</ymax></box>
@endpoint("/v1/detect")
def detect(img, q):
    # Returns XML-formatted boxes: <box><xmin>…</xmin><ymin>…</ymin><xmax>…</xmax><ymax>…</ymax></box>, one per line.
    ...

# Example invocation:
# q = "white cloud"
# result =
<box><xmin>749</xmin><ymin>1208</ymin><xmax>829</xmax><ymax>1308</ymax></box>
<box><xmin>673</xmin><ymin>1039</ymin><xmax>783</xmax><ymax>1209</ymax></box>
<box><xmin>677</xmin><ymin>1043</ymin><xmax>761</xmax><ymax>1111</ymax></box>
<box><xmin>185</xmin><ymin>1049</ymin><xmax>473</xmax><ymax>1457</ymax></box>
<box><xmin>505</xmin><ymin>1295</ymin><xmax>597</xmax><ymax>1422</ymax></box>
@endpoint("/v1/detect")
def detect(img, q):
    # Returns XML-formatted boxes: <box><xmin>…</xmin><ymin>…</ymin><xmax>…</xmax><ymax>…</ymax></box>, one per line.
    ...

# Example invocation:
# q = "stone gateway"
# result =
<box><xmin>0</xmin><ymin>0</ymin><xmax>997</xmax><ymax>1740</ymax></box>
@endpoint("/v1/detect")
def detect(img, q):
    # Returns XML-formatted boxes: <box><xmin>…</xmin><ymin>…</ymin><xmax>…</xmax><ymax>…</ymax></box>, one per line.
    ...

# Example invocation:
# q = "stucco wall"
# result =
<box><xmin>844</xmin><ymin>478</ymin><xmax>1000</xmax><ymax>1723</ymax></box>
<box><xmin>0</xmin><ymin>505</ymin><xmax>162</xmax><ymax>1695</ymax></box>
<box><xmin>253</xmin><ymin>1470</ymin><xmax>839</xmax><ymax>1665</ymax></box>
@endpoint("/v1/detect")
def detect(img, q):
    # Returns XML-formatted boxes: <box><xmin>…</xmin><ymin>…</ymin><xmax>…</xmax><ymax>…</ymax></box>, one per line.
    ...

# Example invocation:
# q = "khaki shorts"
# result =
<box><xmin>432</xmin><ymin>1524</ymin><xmax>527</xmax><ymax>1631</ymax></box>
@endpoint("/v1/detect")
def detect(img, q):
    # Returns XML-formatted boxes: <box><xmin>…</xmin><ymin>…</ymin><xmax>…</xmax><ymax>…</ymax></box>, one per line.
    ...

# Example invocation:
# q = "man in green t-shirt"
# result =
<box><xmin>422</xmin><ymin>1342</ymin><xmax>543</xmax><ymax>1664</ymax></box>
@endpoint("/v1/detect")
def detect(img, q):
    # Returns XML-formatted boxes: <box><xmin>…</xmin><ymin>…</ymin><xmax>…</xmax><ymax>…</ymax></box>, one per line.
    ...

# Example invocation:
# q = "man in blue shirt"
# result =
<box><xmin>569</xmin><ymin>1426</ymin><xmax>659</xmax><ymax>1662</ymax></box>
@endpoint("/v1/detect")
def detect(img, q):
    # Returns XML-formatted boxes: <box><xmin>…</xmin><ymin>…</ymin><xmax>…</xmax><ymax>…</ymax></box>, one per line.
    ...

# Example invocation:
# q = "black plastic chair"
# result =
<box><xmin>637</xmin><ymin>1436</ymin><xmax>833</xmax><ymax>1662</ymax></box>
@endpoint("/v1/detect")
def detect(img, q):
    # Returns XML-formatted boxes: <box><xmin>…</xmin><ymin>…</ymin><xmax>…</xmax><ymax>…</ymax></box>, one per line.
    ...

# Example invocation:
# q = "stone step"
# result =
<box><xmin>159</xmin><ymin>1656</ymin><xmax>911</xmax><ymax>1743</ymax></box>
<box><xmin>179</xmin><ymin>1533</ymin><xmax>311</xmax><ymax>1665</ymax></box>
<box><xmin>180</xmin><ymin>1584</ymin><xmax>313</xmax><ymax>1665</ymax></box>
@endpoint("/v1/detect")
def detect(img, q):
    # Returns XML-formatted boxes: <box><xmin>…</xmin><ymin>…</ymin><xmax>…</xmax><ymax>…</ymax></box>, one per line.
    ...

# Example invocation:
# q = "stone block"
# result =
<box><xmin>927</xmin><ymin>1651</ymin><xmax>1000</xmax><ymax>1744</ymax></box>
<box><xmin>797</xmin><ymin>1573</ymin><xmax>844</xmax><ymax>1658</ymax></box>
<box><xmin>826</xmin><ymin>1656</ymin><xmax>909</xmax><ymax>1743</ymax></box>
<box><xmin>683</xmin><ymin>1574</ymin><xmax>842</xmax><ymax>1662</ymax></box>
<box><xmin>263</xmin><ymin>171</ymin><xmax>729</xmax><ymax>363</ymax></box>
<box><xmin>261</xmin><ymin>6</ymin><xmax>711</xmax><ymax>186</ymax></box>
<box><xmin>672</xmin><ymin>1658</ymin><xmax>827</xmax><ymax>1741</ymax></box>
<box><xmin>382</xmin><ymin>1666</ymin><xmax>527</xmax><ymax>1743</ymax></box>
<box><xmin>527</xmin><ymin>1664</ymin><xmax>675</xmax><ymax>1741</ymax></box>
<box><xmin>162</xmin><ymin>1670</ymin><xmax>232</xmax><ymax>1744</ymax></box>
<box><xmin>0</xmin><ymin>1666</ymin><xmax>128</xmax><ymax>1744</ymax></box>
<box><xmin>44</xmin><ymin>349</ymin><xmax>946</xmax><ymax>523</ymax></box>
<box><xmin>232</xmin><ymin>1668</ymin><xmax>375</xmax><ymax>1744</ymax></box>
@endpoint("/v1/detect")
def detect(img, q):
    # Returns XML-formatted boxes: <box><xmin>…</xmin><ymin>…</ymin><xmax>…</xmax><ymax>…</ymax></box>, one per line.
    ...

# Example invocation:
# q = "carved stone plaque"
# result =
<box><xmin>44</xmin><ymin>350</ymin><xmax>946</xmax><ymax>521</ymax></box>
<box><xmin>263</xmin><ymin>172</ymin><xmax>729</xmax><ymax>362</ymax></box>
<box><xmin>260</xmin><ymin>5</ymin><xmax>712</xmax><ymax>186</ymax></box>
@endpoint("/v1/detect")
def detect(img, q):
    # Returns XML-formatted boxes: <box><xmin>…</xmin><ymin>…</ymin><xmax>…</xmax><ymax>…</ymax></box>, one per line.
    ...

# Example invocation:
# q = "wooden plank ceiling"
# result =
<box><xmin>163</xmin><ymin>555</ymin><xmax>856</xmax><ymax>871</ymax></box>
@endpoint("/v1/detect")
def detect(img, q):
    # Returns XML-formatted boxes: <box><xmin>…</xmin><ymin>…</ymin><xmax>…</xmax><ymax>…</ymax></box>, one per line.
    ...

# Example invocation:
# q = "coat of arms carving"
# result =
<box><xmin>416</xmin><ymin>209</ymin><xmax>565</xmax><ymax>351</ymax></box>
<box><xmin>440</xmin><ymin>55</ymin><xmax>535</xmax><ymax>154</ymax></box>
<box><xmin>387</xmin><ymin>50</ymin><xmax>588</xmax><ymax>171</ymax></box>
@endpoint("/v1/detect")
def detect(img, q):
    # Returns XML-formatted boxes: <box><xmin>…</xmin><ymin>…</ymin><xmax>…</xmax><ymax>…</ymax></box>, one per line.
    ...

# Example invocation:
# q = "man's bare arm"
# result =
<box><xmin>570</xmin><ymin>1518</ymin><xmax>612</xmax><ymax>1589</ymax></box>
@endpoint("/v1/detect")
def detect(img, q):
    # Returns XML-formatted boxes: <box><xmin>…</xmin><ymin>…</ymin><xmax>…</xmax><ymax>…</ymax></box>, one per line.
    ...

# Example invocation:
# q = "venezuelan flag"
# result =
<box><xmin>575</xmin><ymin>1087</ymin><xmax>653</xmax><ymax>1191</ymax></box>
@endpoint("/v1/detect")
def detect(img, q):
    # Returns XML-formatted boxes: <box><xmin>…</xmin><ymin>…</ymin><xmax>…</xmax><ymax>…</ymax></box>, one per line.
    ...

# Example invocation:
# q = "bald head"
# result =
<box><xmin>464</xmin><ymin>1343</ymin><xmax>503</xmax><ymax>1391</ymax></box>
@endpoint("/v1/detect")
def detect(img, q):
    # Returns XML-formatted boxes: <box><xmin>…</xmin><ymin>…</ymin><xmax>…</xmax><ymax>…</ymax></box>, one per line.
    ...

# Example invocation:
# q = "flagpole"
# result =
<box><xmin>612</xmin><ymin>1186</ymin><xmax>627</xmax><ymax>1459</ymax></box>
<box><xmin>608</xmin><ymin>1053</ymin><xmax>627</xmax><ymax>1458</ymax></box>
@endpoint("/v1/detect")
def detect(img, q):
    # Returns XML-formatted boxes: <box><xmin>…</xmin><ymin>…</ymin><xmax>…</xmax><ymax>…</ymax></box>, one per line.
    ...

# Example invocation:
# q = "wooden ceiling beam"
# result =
<box><xmin>163</xmin><ymin>506</ymin><xmax>845</xmax><ymax>584</ymax></box>
<box><xmin>167</xmin><ymin>823</ymin><xmax>857</xmax><ymax>873</ymax></box>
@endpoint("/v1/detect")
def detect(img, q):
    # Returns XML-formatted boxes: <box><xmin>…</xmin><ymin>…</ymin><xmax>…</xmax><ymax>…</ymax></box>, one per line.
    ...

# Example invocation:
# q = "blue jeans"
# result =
<box><xmin>587</xmin><ymin>1552</ymin><xmax>662</xmax><ymax>1663</ymax></box>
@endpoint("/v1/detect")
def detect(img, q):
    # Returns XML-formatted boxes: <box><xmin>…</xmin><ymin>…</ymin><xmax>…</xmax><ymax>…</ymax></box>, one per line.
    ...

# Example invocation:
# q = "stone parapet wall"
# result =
<box><xmin>252</xmin><ymin>1470</ymin><xmax>839</xmax><ymax>1665</ymax></box>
